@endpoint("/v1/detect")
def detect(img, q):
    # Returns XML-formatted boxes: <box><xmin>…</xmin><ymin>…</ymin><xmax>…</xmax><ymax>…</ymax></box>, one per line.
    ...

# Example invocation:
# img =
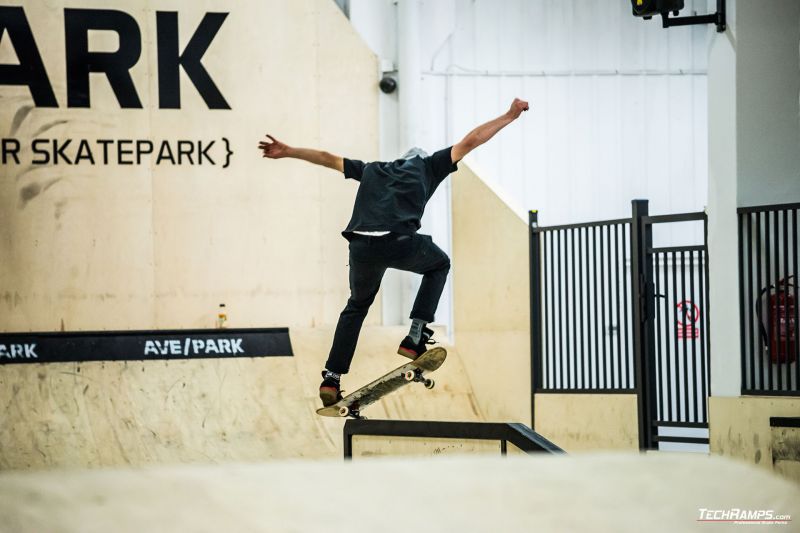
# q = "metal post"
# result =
<box><xmin>343</xmin><ymin>423</ymin><xmax>353</xmax><ymax>460</ymax></box>
<box><xmin>529</xmin><ymin>210</ymin><xmax>542</xmax><ymax>429</ymax></box>
<box><xmin>703</xmin><ymin>213</ymin><xmax>711</xmax><ymax>409</ymax></box>
<box><xmin>630</xmin><ymin>199</ymin><xmax>656</xmax><ymax>450</ymax></box>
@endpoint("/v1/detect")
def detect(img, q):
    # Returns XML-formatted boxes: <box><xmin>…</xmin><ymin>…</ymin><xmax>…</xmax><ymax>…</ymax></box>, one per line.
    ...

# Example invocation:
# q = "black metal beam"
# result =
<box><xmin>661</xmin><ymin>0</ymin><xmax>726</xmax><ymax>33</ymax></box>
<box><xmin>529</xmin><ymin>210</ymin><xmax>542</xmax><ymax>429</ymax></box>
<box><xmin>532</xmin><ymin>217</ymin><xmax>631</xmax><ymax>233</ymax></box>
<box><xmin>737</xmin><ymin>202</ymin><xmax>800</xmax><ymax>214</ymax></box>
<box><xmin>630</xmin><ymin>199</ymin><xmax>651</xmax><ymax>451</ymax></box>
<box><xmin>742</xmin><ymin>389</ymin><xmax>800</xmax><ymax>397</ymax></box>
<box><xmin>642</xmin><ymin>212</ymin><xmax>706</xmax><ymax>225</ymax></box>
<box><xmin>534</xmin><ymin>388</ymin><xmax>637</xmax><ymax>395</ymax></box>
<box><xmin>653</xmin><ymin>436</ymin><xmax>710</xmax><ymax>445</ymax></box>
<box><xmin>342</xmin><ymin>420</ymin><xmax>565</xmax><ymax>460</ymax></box>
<box><xmin>648</xmin><ymin>245</ymin><xmax>706</xmax><ymax>254</ymax></box>
<box><xmin>651</xmin><ymin>421</ymin><xmax>708</xmax><ymax>429</ymax></box>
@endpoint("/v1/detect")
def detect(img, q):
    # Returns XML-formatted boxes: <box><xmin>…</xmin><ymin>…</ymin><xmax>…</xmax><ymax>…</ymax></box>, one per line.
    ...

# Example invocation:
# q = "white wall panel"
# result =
<box><xmin>348</xmin><ymin>0</ymin><xmax>709</xmax><ymax>328</ymax></box>
<box><xmin>416</xmin><ymin>0</ymin><xmax>709</xmax><ymax>228</ymax></box>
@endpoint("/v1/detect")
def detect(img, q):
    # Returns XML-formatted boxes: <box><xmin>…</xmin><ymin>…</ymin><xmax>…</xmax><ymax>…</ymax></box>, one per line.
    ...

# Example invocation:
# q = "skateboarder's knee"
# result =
<box><xmin>427</xmin><ymin>258</ymin><xmax>450</xmax><ymax>277</ymax></box>
<box><xmin>345</xmin><ymin>295</ymin><xmax>374</xmax><ymax>313</ymax></box>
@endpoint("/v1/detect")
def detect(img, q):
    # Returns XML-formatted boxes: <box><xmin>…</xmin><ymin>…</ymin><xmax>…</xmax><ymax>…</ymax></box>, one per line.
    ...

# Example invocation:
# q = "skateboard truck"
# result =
<box><xmin>338</xmin><ymin>405</ymin><xmax>366</xmax><ymax>419</ymax></box>
<box><xmin>403</xmin><ymin>368</ymin><xmax>435</xmax><ymax>390</ymax></box>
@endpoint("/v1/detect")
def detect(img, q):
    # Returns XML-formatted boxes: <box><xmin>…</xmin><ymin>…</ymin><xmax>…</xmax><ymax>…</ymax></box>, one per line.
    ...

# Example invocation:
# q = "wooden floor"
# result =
<box><xmin>1</xmin><ymin>453</ymin><xmax>798</xmax><ymax>533</ymax></box>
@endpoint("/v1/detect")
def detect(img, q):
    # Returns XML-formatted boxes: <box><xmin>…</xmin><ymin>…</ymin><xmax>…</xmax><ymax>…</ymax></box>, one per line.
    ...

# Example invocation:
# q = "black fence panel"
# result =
<box><xmin>738</xmin><ymin>203</ymin><xmax>799</xmax><ymax>395</ymax></box>
<box><xmin>531</xmin><ymin>217</ymin><xmax>634</xmax><ymax>393</ymax></box>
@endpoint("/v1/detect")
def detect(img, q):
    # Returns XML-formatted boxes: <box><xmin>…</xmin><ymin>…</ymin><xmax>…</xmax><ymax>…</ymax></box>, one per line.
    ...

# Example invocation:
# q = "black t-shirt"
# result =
<box><xmin>341</xmin><ymin>146</ymin><xmax>458</xmax><ymax>239</ymax></box>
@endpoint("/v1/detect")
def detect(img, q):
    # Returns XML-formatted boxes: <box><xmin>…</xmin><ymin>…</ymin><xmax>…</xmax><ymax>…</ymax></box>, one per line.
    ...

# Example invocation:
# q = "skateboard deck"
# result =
<box><xmin>316</xmin><ymin>347</ymin><xmax>447</xmax><ymax>419</ymax></box>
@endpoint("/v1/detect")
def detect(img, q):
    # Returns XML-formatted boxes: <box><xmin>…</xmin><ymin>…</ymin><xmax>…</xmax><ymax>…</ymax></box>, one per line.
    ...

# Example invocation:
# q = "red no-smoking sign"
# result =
<box><xmin>677</xmin><ymin>300</ymin><xmax>700</xmax><ymax>339</ymax></box>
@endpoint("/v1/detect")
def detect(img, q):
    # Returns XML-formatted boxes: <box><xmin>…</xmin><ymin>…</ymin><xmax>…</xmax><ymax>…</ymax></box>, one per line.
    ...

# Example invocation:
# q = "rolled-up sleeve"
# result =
<box><xmin>429</xmin><ymin>147</ymin><xmax>458</xmax><ymax>180</ymax></box>
<box><xmin>343</xmin><ymin>159</ymin><xmax>366</xmax><ymax>181</ymax></box>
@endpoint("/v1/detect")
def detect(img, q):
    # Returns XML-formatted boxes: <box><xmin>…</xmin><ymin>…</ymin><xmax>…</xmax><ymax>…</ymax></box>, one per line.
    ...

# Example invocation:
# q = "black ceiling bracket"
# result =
<box><xmin>661</xmin><ymin>0</ymin><xmax>726</xmax><ymax>32</ymax></box>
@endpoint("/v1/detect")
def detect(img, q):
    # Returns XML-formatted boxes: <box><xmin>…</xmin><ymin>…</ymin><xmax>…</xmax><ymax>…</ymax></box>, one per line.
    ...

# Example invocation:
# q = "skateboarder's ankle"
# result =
<box><xmin>408</xmin><ymin>318</ymin><xmax>428</xmax><ymax>343</ymax></box>
<box><xmin>323</xmin><ymin>370</ymin><xmax>341</xmax><ymax>382</ymax></box>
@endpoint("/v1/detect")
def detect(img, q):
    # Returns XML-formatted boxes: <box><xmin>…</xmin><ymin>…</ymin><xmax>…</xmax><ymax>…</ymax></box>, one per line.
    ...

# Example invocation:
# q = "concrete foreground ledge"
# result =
<box><xmin>1</xmin><ymin>453</ymin><xmax>798</xmax><ymax>532</ymax></box>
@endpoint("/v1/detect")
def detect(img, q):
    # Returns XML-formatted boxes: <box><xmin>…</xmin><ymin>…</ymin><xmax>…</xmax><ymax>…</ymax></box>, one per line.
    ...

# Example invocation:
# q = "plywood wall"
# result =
<box><xmin>710</xmin><ymin>396</ymin><xmax>800</xmax><ymax>482</ymax></box>
<box><xmin>0</xmin><ymin>326</ymin><xmax>483</xmax><ymax>469</ymax></box>
<box><xmin>451</xmin><ymin>161</ymin><xmax>531</xmax><ymax>423</ymax></box>
<box><xmin>0</xmin><ymin>0</ymin><xmax>379</xmax><ymax>332</ymax></box>
<box><xmin>534</xmin><ymin>394</ymin><xmax>639</xmax><ymax>452</ymax></box>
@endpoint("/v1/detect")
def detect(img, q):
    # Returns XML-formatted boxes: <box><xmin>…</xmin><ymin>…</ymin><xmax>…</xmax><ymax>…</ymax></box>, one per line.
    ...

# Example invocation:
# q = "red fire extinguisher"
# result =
<box><xmin>756</xmin><ymin>276</ymin><xmax>796</xmax><ymax>364</ymax></box>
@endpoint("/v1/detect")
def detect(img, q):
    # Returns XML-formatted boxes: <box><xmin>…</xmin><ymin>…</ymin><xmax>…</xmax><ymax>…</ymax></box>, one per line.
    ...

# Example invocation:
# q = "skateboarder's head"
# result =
<box><xmin>400</xmin><ymin>147</ymin><xmax>428</xmax><ymax>160</ymax></box>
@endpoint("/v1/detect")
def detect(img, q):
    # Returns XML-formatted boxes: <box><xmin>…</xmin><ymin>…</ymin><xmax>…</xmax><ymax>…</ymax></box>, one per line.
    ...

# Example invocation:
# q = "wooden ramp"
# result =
<box><xmin>0</xmin><ymin>327</ymin><xmax>484</xmax><ymax>469</ymax></box>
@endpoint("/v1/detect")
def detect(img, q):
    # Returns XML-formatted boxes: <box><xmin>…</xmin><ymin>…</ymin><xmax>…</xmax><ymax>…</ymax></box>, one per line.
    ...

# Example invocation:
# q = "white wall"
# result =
<box><xmin>427</xmin><ymin>0</ymin><xmax>709</xmax><ymax>224</ymax></box>
<box><xmin>736</xmin><ymin>0</ymin><xmax>800</xmax><ymax>206</ymax></box>
<box><xmin>347</xmin><ymin>0</ymin><xmax>710</xmax><ymax>330</ymax></box>
<box><xmin>708</xmin><ymin>0</ymin><xmax>800</xmax><ymax>397</ymax></box>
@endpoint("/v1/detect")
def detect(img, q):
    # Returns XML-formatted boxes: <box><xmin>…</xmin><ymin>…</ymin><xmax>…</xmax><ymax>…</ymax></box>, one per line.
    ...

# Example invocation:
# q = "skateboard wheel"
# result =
<box><xmin>424</xmin><ymin>379</ymin><xmax>435</xmax><ymax>389</ymax></box>
<box><xmin>339</xmin><ymin>406</ymin><xmax>349</xmax><ymax>417</ymax></box>
<box><xmin>404</xmin><ymin>370</ymin><xmax>415</xmax><ymax>381</ymax></box>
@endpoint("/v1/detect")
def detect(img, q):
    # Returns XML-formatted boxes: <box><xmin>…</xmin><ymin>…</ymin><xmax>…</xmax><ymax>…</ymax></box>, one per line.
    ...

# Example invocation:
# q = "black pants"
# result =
<box><xmin>325</xmin><ymin>233</ymin><xmax>451</xmax><ymax>374</ymax></box>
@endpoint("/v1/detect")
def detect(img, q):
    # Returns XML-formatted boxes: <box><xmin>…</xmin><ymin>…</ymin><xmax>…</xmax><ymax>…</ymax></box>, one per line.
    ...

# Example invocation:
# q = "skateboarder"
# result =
<box><xmin>258</xmin><ymin>98</ymin><xmax>529</xmax><ymax>406</ymax></box>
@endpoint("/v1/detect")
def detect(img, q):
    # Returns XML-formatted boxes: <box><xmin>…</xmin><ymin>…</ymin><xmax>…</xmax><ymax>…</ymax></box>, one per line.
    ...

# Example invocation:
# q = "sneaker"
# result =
<box><xmin>397</xmin><ymin>326</ymin><xmax>436</xmax><ymax>360</ymax></box>
<box><xmin>319</xmin><ymin>371</ymin><xmax>343</xmax><ymax>407</ymax></box>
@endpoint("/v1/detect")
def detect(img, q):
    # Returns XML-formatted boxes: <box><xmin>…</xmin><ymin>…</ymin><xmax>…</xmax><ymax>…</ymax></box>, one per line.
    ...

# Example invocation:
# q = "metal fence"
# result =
<box><xmin>738</xmin><ymin>202</ymin><xmax>799</xmax><ymax>395</ymax></box>
<box><xmin>531</xmin><ymin>218</ymin><xmax>634</xmax><ymax>392</ymax></box>
<box><xmin>645</xmin><ymin>213</ymin><xmax>710</xmax><ymax>433</ymax></box>
<box><xmin>530</xmin><ymin>200</ymin><xmax>711</xmax><ymax>450</ymax></box>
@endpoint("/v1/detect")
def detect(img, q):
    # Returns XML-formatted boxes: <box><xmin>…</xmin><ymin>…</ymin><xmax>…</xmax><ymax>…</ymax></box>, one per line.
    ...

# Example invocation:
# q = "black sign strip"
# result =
<box><xmin>0</xmin><ymin>327</ymin><xmax>293</xmax><ymax>364</ymax></box>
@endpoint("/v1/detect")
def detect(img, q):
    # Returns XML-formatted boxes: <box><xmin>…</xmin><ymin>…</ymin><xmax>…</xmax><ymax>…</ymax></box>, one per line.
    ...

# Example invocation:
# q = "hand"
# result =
<box><xmin>258</xmin><ymin>135</ymin><xmax>291</xmax><ymax>159</ymax></box>
<box><xmin>507</xmin><ymin>98</ymin><xmax>529</xmax><ymax>119</ymax></box>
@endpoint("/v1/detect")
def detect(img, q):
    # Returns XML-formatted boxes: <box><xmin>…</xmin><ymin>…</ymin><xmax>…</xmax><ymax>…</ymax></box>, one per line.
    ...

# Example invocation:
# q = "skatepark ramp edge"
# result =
<box><xmin>343</xmin><ymin>420</ymin><xmax>564</xmax><ymax>459</ymax></box>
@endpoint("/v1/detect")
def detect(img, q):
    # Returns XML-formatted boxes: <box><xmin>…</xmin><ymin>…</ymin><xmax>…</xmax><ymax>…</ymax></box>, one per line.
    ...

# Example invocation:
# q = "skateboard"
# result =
<box><xmin>316</xmin><ymin>347</ymin><xmax>447</xmax><ymax>419</ymax></box>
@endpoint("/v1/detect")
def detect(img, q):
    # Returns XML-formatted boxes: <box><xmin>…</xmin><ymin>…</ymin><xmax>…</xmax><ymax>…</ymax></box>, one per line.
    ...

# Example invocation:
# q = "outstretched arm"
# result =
<box><xmin>451</xmin><ymin>98</ymin><xmax>529</xmax><ymax>163</ymax></box>
<box><xmin>258</xmin><ymin>135</ymin><xmax>344</xmax><ymax>172</ymax></box>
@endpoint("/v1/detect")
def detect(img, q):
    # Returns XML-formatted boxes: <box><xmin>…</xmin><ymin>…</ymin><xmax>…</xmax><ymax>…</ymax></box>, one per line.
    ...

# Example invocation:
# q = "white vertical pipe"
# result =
<box><xmin>384</xmin><ymin>0</ymin><xmax>424</xmax><ymax>327</ymax></box>
<box><xmin>398</xmin><ymin>0</ymin><xmax>422</xmax><ymax>153</ymax></box>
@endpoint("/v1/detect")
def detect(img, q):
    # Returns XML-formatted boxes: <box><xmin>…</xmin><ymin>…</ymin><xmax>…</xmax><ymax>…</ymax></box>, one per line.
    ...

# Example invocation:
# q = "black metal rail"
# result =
<box><xmin>342</xmin><ymin>420</ymin><xmax>564</xmax><ymax>459</ymax></box>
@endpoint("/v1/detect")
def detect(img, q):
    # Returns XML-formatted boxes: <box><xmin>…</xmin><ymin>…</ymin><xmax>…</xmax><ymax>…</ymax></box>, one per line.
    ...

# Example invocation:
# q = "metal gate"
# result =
<box><xmin>530</xmin><ymin>200</ymin><xmax>710</xmax><ymax>451</ymax></box>
<box><xmin>633</xmin><ymin>202</ymin><xmax>710</xmax><ymax>450</ymax></box>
